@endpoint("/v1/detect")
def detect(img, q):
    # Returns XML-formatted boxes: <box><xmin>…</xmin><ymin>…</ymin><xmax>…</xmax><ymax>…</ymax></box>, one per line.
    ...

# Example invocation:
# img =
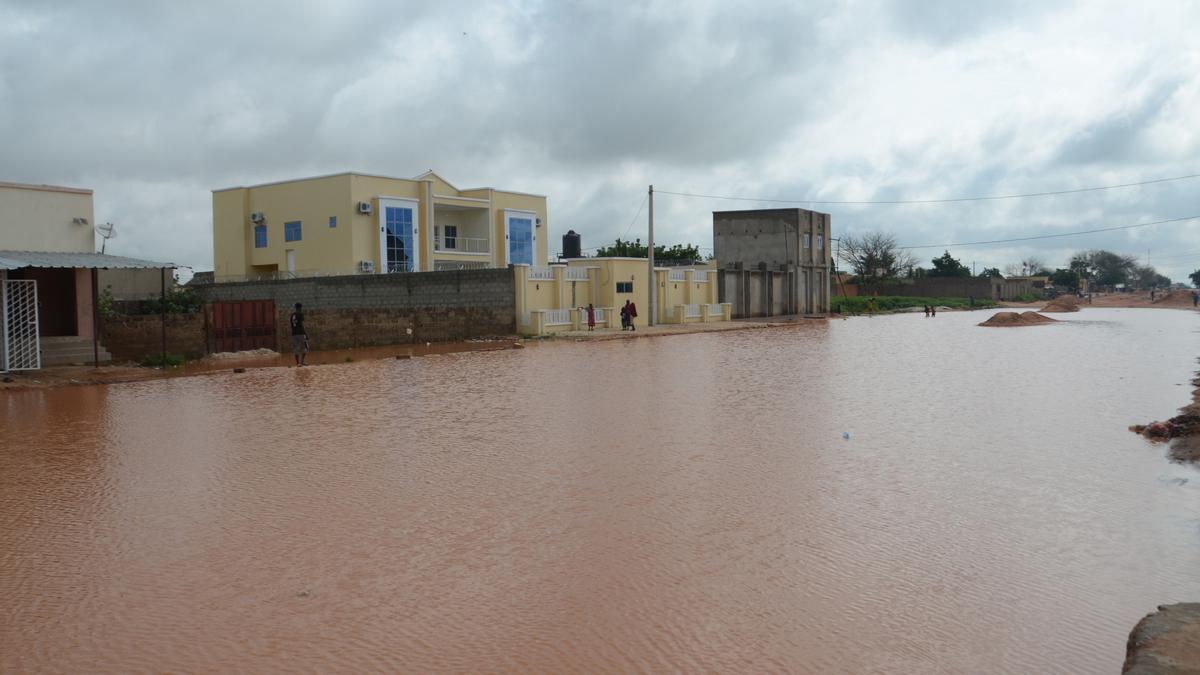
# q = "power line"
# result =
<box><xmin>896</xmin><ymin>215</ymin><xmax>1200</xmax><ymax>250</ymax></box>
<box><xmin>621</xmin><ymin>193</ymin><xmax>649</xmax><ymax>240</ymax></box>
<box><xmin>657</xmin><ymin>172</ymin><xmax>1200</xmax><ymax>206</ymax></box>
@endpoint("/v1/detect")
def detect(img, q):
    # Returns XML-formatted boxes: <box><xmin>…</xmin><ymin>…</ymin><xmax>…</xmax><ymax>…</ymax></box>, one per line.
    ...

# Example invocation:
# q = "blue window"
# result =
<box><xmin>329</xmin><ymin>216</ymin><xmax>337</xmax><ymax>228</ymax></box>
<box><xmin>616</xmin><ymin>281</ymin><xmax>633</xmax><ymax>293</ymax></box>
<box><xmin>254</xmin><ymin>224</ymin><xmax>267</xmax><ymax>248</ymax></box>
<box><xmin>508</xmin><ymin>217</ymin><xmax>533</xmax><ymax>265</ymax></box>
<box><xmin>285</xmin><ymin>221</ymin><xmax>302</xmax><ymax>242</ymax></box>
<box><xmin>384</xmin><ymin>206</ymin><xmax>414</xmax><ymax>272</ymax></box>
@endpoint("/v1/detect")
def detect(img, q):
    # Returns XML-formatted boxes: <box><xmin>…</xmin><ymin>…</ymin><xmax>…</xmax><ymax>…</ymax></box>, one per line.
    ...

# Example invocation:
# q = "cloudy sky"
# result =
<box><xmin>2</xmin><ymin>0</ymin><xmax>1199</xmax><ymax>280</ymax></box>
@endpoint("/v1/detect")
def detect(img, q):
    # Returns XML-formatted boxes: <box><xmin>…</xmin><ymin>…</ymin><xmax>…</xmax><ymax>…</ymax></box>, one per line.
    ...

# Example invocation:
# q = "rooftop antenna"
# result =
<box><xmin>95</xmin><ymin>222</ymin><xmax>117</xmax><ymax>254</ymax></box>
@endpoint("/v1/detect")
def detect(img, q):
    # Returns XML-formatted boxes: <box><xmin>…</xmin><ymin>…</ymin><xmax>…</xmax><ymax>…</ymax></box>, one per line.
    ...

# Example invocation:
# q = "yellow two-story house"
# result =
<box><xmin>212</xmin><ymin>171</ymin><xmax>548</xmax><ymax>280</ymax></box>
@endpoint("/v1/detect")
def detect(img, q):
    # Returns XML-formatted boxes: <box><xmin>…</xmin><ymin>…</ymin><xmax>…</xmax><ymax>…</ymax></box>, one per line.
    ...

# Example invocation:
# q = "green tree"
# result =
<box><xmin>1070</xmin><ymin>249</ymin><xmax>1137</xmax><ymax>287</ymax></box>
<box><xmin>1048</xmin><ymin>268</ymin><xmax>1080</xmax><ymax>290</ymax></box>
<box><xmin>927</xmin><ymin>250</ymin><xmax>971</xmax><ymax>277</ymax></box>
<box><xmin>977</xmin><ymin>267</ymin><xmax>1002</xmax><ymax>278</ymax></box>
<box><xmin>594</xmin><ymin>238</ymin><xmax>702</xmax><ymax>262</ymax></box>
<box><xmin>1190</xmin><ymin>269</ymin><xmax>1200</xmax><ymax>287</ymax></box>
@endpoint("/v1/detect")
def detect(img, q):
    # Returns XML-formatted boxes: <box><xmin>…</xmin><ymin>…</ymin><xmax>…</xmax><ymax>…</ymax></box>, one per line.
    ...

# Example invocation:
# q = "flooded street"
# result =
<box><xmin>3</xmin><ymin>308</ymin><xmax>1199</xmax><ymax>673</ymax></box>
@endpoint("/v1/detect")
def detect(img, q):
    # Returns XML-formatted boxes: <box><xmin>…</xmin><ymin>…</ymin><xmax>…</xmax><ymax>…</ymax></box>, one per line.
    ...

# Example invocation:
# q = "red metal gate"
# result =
<box><xmin>210</xmin><ymin>300</ymin><xmax>276</xmax><ymax>353</ymax></box>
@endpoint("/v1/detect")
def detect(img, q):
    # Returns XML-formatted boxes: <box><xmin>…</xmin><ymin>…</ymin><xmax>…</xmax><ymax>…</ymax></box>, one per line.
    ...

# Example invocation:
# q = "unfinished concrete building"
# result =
<box><xmin>713</xmin><ymin>208</ymin><xmax>831</xmax><ymax>317</ymax></box>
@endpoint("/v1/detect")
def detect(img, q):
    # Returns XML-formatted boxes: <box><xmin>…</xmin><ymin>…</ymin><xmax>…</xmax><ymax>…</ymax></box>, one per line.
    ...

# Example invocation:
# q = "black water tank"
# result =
<box><xmin>562</xmin><ymin>230</ymin><xmax>582</xmax><ymax>258</ymax></box>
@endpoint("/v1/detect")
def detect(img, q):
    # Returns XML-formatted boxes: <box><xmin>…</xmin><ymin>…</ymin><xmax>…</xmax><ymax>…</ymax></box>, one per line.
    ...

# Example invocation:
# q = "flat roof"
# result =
<box><xmin>213</xmin><ymin>171</ymin><xmax>547</xmax><ymax>198</ymax></box>
<box><xmin>0</xmin><ymin>251</ymin><xmax>173</xmax><ymax>270</ymax></box>
<box><xmin>0</xmin><ymin>181</ymin><xmax>92</xmax><ymax>195</ymax></box>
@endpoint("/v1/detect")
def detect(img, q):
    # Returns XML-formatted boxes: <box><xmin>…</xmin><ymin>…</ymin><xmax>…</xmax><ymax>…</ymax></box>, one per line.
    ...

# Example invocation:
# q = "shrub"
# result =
<box><xmin>141</xmin><ymin>354</ymin><xmax>187</xmax><ymax>368</ymax></box>
<box><xmin>831</xmin><ymin>295</ymin><xmax>998</xmax><ymax>314</ymax></box>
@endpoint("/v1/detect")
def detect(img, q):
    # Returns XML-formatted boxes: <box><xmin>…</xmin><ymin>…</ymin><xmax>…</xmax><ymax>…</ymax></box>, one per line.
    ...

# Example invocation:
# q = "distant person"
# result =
<box><xmin>627</xmin><ymin>300</ymin><xmax>638</xmax><ymax>331</ymax></box>
<box><xmin>1151</xmin><ymin>289</ymin><xmax>1156</xmax><ymax>302</ymax></box>
<box><xmin>866</xmin><ymin>297</ymin><xmax>876</xmax><ymax>316</ymax></box>
<box><xmin>924</xmin><ymin>305</ymin><xmax>930</xmax><ymax>317</ymax></box>
<box><xmin>584</xmin><ymin>303</ymin><xmax>596</xmax><ymax>331</ymax></box>
<box><xmin>620</xmin><ymin>303</ymin><xmax>630</xmax><ymax>330</ymax></box>
<box><xmin>930</xmin><ymin>305</ymin><xmax>936</xmax><ymax>317</ymax></box>
<box><xmin>1193</xmin><ymin>290</ymin><xmax>1198</xmax><ymax>307</ymax></box>
<box><xmin>290</xmin><ymin>302</ymin><xmax>308</xmax><ymax>366</ymax></box>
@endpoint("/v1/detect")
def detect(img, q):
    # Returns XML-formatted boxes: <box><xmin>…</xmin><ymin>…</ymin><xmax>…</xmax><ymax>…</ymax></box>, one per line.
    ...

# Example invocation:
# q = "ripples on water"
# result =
<box><xmin>2</xmin><ymin>308</ymin><xmax>1199</xmax><ymax>672</ymax></box>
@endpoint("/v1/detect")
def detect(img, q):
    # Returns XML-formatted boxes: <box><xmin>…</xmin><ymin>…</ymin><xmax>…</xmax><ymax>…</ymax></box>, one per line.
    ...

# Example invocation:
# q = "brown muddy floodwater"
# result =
<box><xmin>3</xmin><ymin>308</ymin><xmax>1199</xmax><ymax>673</ymax></box>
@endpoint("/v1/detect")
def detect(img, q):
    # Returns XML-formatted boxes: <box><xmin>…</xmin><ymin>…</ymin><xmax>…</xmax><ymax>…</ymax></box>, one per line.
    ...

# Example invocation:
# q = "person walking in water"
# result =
<box><xmin>924</xmin><ymin>305</ymin><xmax>930</xmax><ymax>317</ymax></box>
<box><xmin>584</xmin><ymin>303</ymin><xmax>596</xmax><ymax>331</ymax></box>
<box><xmin>290</xmin><ymin>302</ymin><xmax>309</xmax><ymax>366</ymax></box>
<box><xmin>624</xmin><ymin>300</ymin><xmax>638</xmax><ymax>331</ymax></box>
<box><xmin>930</xmin><ymin>305</ymin><xmax>936</xmax><ymax>317</ymax></box>
<box><xmin>866</xmin><ymin>297</ymin><xmax>876</xmax><ymax>316</ymax></box>
<box><xmin>1193</xmin><ymin>290</ymin><xmax>1199</xmax><ymax>308</ymax></box>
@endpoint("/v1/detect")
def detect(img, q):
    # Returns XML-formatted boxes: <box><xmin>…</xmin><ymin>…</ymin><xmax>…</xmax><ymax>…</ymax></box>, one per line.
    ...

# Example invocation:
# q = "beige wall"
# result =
<box><xmin>0</xmin><ymin>183</ymin><xmax>95</xmax><ymax>253</ymax></box>
<box><xmin>513</xmin><ymin>260</ymin><xmax>726</xmax><ymax>335</ymax></box>
<box><xmin>99</xmin><ymin>268</ymin><xmax>175</xmax><ymax>300</ymax></box>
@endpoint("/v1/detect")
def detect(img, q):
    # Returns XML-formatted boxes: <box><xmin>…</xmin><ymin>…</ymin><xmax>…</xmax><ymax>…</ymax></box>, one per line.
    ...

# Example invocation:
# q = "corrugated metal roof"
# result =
<box><xmin>0</xmin><ymin>251</ymin><xmax>173</xmax><ymax>270</ymax></box>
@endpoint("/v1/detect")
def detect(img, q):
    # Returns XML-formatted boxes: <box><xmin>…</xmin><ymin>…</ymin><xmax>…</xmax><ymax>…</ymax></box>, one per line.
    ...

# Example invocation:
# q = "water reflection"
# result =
<box><xmin>1</xmin><ymin>309</ymin><xmax>1198</xmax><ymax>672</ymax></box>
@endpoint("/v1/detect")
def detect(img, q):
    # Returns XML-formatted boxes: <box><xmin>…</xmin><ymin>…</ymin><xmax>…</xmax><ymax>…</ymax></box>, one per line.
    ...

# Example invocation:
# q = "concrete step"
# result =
<box><xmin>39</xmin><ymin>337</ymin><xmax>112</xmax><ymax>366</ymax></box>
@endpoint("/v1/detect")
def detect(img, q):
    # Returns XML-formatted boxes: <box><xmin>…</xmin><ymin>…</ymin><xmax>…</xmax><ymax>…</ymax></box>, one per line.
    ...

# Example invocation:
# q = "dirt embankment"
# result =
<box><xmin>1130</xmin><ymin>372</ymin><xmax>1200</xmax><ymax>464</ymax></box>
<box><xmin>1041</xmin><ymin>295</ymin><xmax>1081</xmax><ymax>313</ymax></box>
<box><xmin>978</xmin><ymin>311</ymin><xmax>1059</xmax><ymax>327</ymax></box>
<box><xmin>1123</xmin><ymin>603</ymin><xmax>1200</xmax><ymax>673</ymax></box>
<box><xmin>1088</xmin><ymin>290</ymin><xmax>1198</xmax><ymax>309</ymax></box>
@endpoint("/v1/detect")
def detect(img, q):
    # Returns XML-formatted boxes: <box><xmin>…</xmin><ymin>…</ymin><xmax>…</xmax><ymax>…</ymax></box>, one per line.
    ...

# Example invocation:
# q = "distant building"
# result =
<box><xmin>212</xmin><ymin>171</ymin><xmax>548</xmax><ymax>281</ymax></box>
<box><xmin>712</xmin><ymin>207</ymin><xmax>832</xmax><ymax>316</ymax></box>
<box><xmin>0</xmin><ymin>181</ymin><xmax>169</xmax><ymax>369</ymax></box>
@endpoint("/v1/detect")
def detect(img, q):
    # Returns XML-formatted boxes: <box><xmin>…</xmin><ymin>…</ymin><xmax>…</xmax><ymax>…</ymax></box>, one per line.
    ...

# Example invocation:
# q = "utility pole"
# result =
<box><xmin>648</xmin><ymin>184</ymin><xmax>656</xmax><ymax>326</ymax></box>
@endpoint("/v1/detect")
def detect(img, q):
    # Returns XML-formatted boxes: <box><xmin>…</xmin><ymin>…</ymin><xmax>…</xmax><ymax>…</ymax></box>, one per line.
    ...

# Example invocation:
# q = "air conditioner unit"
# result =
<box><xmin>359</xmin><ymin>260</ymin><xmax>375</xmax><ymax>273</ymax></box>
<box><xmin>250</xmin><ymin>211</ymin><xmax>265</xmax><ymax>223</ymax></box>
<box><xmin>357</xmin><ymin>201</ymin><xmax>373</xmax><ymax>215</ymax></box>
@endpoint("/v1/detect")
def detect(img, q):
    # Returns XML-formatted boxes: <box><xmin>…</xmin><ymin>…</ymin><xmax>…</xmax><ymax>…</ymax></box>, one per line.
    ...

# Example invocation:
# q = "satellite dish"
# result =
<box><xmin>95</xmin><ymin>222</ymin><xmax>117</xmax><ymax>254</ymax></box>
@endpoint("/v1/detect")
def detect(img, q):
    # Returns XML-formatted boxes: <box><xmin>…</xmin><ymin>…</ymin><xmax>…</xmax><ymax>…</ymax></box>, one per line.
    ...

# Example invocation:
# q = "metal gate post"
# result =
<box><xmin>1</xmin><ymin>271</ymin><xmax>7</xmax><ymax>372</ymax></box>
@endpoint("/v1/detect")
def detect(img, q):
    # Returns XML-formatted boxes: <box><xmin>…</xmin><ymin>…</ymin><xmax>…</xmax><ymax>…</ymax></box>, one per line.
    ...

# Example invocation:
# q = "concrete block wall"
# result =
<box><xmin>193</xmin><ymin>269</ymin><xmax>516</xmax><ymax>349</ymax></box>
<box><xmin>101</xmin><ymin>313</ymin><xmax>207</xmax><ymax>361</ymax></box>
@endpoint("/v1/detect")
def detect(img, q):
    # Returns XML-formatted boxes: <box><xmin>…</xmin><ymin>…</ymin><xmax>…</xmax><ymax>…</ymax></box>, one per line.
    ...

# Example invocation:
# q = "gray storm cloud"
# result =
<box><xmin>1</xmin><ymin>0</ymin><xmax>1198</xmax><ymax>279</ymax></box>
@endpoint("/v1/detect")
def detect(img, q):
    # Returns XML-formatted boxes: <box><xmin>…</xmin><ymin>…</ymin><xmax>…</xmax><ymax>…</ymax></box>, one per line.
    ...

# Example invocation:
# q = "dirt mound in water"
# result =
<box><xmin>978</xmin><ymin>311</ymin><xmax>1059</xmax><ymax>327</ymax></box>
<box><xmin>1041</xmin><ymin>295</ymin><xmax>1081</xmax><ymax>313</ymax></box>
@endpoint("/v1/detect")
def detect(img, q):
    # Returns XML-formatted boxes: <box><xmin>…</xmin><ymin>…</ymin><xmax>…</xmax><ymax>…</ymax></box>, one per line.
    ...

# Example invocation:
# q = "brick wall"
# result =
<box><xmin>194</xmin><ymin>269</ymin><xmax>516</xmax><ymax>351</ymax></box>
<box><xmin>101</xmin><ymin>313</ymin><xmax>207</xmax><ymax>361</ymax></box>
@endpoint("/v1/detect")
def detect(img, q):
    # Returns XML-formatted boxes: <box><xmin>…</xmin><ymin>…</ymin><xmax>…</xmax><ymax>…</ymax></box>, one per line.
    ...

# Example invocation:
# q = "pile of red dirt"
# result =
<box><xmin>978</xmin><ymin>311</ymin><xmax>1059</xmax><ymax>327</ymax></box>
<box><xmin>1041</xmin><ymin>295</ymin><xmax>1081</xmax><ymax>313</ymax></box>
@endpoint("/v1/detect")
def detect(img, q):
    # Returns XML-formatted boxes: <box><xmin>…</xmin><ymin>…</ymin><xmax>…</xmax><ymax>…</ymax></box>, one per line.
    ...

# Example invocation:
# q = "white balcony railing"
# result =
<box><xmin>708</xmin><ymin>303</ymin><xmax>723</xmax><ymax>316</ymax></box>
<box><xmin>578</xmin><ymin>307</ymin><xmax>606</xmax><ymax>324</ymax></box>
<box><xmin>545</xmin><ymin>308</ymin><xmax>572</xmax><ymax>325</ymax></box>
<box><xmin>668</xmin><ymin>270</ymin><xmax>687</xmax><ymax>281</ymax></box>
<box><xmin>435</xmin><ymin>236</ymin><xmax>490</xmax><ymax>254</ymax></box>
<box><xmin>528</xmin><ymin>266</ymin><xmax>555</xmax><ymax>280</ymax></box>
<box><xmin>565</xmin><ymin>267</ymin><xmax>590</xmax><ymax>280</ymax></box>
<box><xmin>386</xmin><ymin>261</ymin><xmax>415</xmax><ymax>273</ymax></box>
<box><xmin>693</xmin><ymin>270</ymin><xmax>708</xmax><ymax>282</ymax></box>
<box><xmin>685</xmin><ymin>304</ymin><xmax>702</xmax><ymax>318</ymax></box>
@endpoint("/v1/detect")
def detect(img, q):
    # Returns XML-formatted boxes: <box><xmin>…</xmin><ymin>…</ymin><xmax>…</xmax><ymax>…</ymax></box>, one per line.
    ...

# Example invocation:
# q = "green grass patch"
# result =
<box><xmin>140</xmin><ymin>354</ymin><xmax>187</xmax><ymax>368</ymax></box>
<box><xmin>832</xmin><ymin>295</ymin><xmax>997</xmax><ymax>315</ymax></box>
<box><xmin>1012</xmin><ymin>292</ymin><xmax>1040</xmax><ymax>303</ymax></box>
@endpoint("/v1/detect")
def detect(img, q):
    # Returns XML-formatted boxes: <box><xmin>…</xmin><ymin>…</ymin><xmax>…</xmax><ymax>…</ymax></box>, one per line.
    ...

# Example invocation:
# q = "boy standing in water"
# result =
<box><xmin>290</xmin><ymin>302</ymin><xmax>308</xmax><ymax>366</ymax></box>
